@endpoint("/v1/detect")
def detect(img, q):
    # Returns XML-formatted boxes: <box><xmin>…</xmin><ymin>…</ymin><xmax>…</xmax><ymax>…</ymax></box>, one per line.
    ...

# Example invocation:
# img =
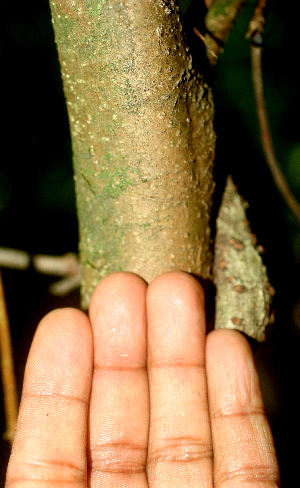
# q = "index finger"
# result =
<box><xmin>5</xmin><ymin>308</ymin><xmax>93</xmax><ymax>488</ymax></box>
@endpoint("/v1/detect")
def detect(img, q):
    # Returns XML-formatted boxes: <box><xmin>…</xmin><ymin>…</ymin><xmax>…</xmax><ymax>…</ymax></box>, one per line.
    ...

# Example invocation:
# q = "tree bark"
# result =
<box><xmin>49</xmin><ymin>0</ymin><xmax>216</xmax><ymax>308</ymax></box>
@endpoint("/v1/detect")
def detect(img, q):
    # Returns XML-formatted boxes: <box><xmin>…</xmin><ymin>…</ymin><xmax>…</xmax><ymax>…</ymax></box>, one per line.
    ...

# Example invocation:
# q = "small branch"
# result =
<box><xmin>0</xmin><ymin>248</ymin><xmax>30</xmax><ymax>270</ymax></box>
<box><xmin>0</xmin><ymin>248</ymin><xmax>81</xmax><ymax>296</ymax></box>
<box><xmin>246</xmin><ymin>0</ymin><xmax>267</xmax><ymax>44</ymax></box>
<box><xmin>248</xmin><ymin>0</ymin><xmax>300</xmax><ymax>226</ymax></box>
<box><xmin>204</xmin><ymin>0</ymin><xmax>248</xmax><ymax>65</ymax></box>
<box><xmin>32</xmin><ymin>252</ymin><xmax>80</xmax><ymax>277</ymax></box>
<box><xmin>193</xmin><ymin>27</ymin><xmax>218</xmax><ymax>62</ymax></box>
<box><xmin>49</xmin><ymin>275</ymin><xmax>82</xmax><ymax>296</ymax></box>
<box><xmin>0</xmin><ymin>269</ymin><xmax>18</xmax><ymax>446</ymax></box>
<box><xmin>33</xmin><ymin>253</ymin><xmax>81</xmax><ymax>296</ymax></box>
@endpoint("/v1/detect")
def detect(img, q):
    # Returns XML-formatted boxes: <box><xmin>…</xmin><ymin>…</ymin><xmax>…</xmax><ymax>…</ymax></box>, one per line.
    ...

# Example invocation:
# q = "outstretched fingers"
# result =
<box><xmin>206</xmin><ymin>329</ymin><xmax>280</xmax><ymax>487</ymax></box>
<box><xmin>5</xmin><ymin>271</ymin><xmax>280</xmax><ymax>488</ymax></box>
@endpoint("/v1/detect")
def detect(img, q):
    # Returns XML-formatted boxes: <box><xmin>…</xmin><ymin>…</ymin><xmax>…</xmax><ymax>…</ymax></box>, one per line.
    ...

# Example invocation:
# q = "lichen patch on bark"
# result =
<box><xmin>213</xmin><ymin>176</ymin><xmax>274</xmax><ymax>341</ymax></box>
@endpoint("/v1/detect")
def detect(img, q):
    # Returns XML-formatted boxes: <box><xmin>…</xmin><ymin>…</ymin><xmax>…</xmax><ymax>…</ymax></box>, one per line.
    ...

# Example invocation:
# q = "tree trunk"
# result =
<box><xmin>49</xmin><ymin>0</ymin><xmax>216</xmax><ymax>308</ymax></box>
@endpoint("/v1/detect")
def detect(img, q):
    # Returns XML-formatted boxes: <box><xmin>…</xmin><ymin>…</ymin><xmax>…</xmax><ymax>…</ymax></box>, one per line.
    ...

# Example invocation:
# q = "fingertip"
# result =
<box><xmin>30</xmin><ymin>306</ymin><xmax>91</xmax><ymax>351</ymax></box>
<box><xmin>37</xmin><ymin>306</ymin><xmax>90</xmax><ymax>333</ymax></box>
<box><xmin>30</xmin><ymin>307</ymin><xmax>92</xmax><ymax>358</ymax></box>
<box><xmin>24</xmin><ymin>307</ymin><xmax>93</xmax><ymax>396</ymax></box>
<box><xmin>147</xmin><ymin>271</ymin><xmax>205</xmax><ymax>310</ymax></box>
<box><xmin>88</xmin><ymin>273</ymin><xmax>147</xmax><ymax>368</ymax></box>
<box><xmin>206</xmin><ymin>329</ymin><xmax>255</xmax><ymax>378</ymax></box>
<box><xmin>206</xmin><ymin>329</ymin><xmax>263</xmax><ymax>411</ymax></box>
<box><xmin>146</xmin><ymin>271</ymin><xmax>206</xmax><ymax>358</ymax></box>
<box><xmin>206</xmin><ymin>328</ymin><xmax>253</xmax><ymax>363</ymax></box>
<box><xmin>89</xmin><ymin>272</ymin><xmax>147</xmax><ymax>323</ymax></box>
<box><xmin>91</xmin><ymin>271</ymin><xmax>147</xmax><ymax>291</ymax></box>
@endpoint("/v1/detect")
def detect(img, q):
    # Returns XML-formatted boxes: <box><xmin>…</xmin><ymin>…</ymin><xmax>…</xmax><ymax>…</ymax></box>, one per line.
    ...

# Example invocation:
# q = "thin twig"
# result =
<box><xmin>248</xmin><ymin>0</ymin><xmax>300</xmax><ymax>226</ymax></box>
<box><xmin>0</xmin><ymin>248</ymin><xmax>81</xmax><ymax>296</ymax></box>
<box><xmin>193</xmin><ymin>26</ymin><xmax>218</xmax><ymax>61</ymax></box>
<box><xmin>0</xmin><ymin>247</ymin><xmax>30</xmax><ymax>270</ymax></box>
<box><xmin>0</xmin><ymin>269</ymin><xmax>18</xmax><ymax>446</ymax></box>
<box><xmin>32</xmin><ymin>252</ymin><xmax>80</xmax><ymax>277</ymax></box>
<box><xmin>33</xmin><ymin>252</ymin><xmax>81</xmax><ymax>295</ymax></box>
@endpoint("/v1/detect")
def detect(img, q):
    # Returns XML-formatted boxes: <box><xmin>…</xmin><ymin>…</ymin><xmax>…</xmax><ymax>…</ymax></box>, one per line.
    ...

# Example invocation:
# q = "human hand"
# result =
<box><xmin>5</xmin><ymin>271</ymin><xmax>280</xmax><ymax>487</ymax></box>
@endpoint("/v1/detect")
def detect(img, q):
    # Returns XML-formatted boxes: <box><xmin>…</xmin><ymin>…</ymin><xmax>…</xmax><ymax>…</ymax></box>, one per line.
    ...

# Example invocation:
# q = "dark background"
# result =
<box><xmin>1</xmin><ymin>0</ymin><xmax>300</xmax><ymax>484</ymax></box>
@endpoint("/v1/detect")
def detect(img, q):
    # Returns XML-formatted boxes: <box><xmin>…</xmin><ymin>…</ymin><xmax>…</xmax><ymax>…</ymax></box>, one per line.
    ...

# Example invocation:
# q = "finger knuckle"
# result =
<box><xmin>148</xmin><ymin>437</ymin><xmax>213</xmax><ymax>466</ymax></box>
<box><xmin>217</xmin><ymin>462</ymin><xmax>280</xmax><ymax>486</ymax></box>
<box><xmin>6</xmin><ymin>459</ymin><xmax>85</xmax><ymax>485</ymax></box>
<box><xmin>89</xmin><ymin>441</ymin><xmax>147</xmax><ymax>474</ymax></box>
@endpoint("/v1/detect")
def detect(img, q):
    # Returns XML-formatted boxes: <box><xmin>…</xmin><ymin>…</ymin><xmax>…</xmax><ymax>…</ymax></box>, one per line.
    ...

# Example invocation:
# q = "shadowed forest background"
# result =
<box><xmin>1</xmin><ymin>0</ymin><xmax>300</xmax><ymax>484</ymax></box>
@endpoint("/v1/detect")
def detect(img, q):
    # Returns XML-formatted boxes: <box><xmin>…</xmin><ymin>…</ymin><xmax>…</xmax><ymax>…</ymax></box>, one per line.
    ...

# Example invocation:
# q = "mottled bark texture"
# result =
<box><xmin>214</xmin><ymin>177</ymin><xmax>274</xmax><ymax>341</ymax></box>
<box><xmin>50</xmin><ymin>0</ymin><xmax>216</xmax><ymax>308</ymax></box>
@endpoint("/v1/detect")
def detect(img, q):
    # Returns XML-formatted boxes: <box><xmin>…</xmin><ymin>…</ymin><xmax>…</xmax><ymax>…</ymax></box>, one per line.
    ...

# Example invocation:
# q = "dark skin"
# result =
<box><xmin>5</xmin><ymin>271</ymin><xmax>280</xmax><ymax>487</ymax></box>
